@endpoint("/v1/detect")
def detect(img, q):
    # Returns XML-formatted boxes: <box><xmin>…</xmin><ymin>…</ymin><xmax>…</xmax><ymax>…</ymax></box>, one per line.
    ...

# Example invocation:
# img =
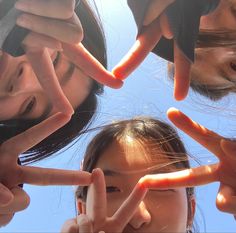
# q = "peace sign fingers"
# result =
<box><xmin>112</xmin><ymin>16</ymin><xmax>162</xmax><ymax>80</ymax></box>
<box><xmin>167</xmin><ymin>108</ymin><xmax>224</xmax><ymax>159</ymax></box>
<box><xmin>1</xmin><ymin>113</ymin><xmax>69</xmax><ymax>162</ymax></box>
<box><xmin>18</xmin><ymin>166</ymin><xmax>92</xmax><ymax>186</ymax></box>
<box><xmin>140</xmin><ymin>164</ymin><xmax>218</xmax><ymax>190</ymax></box>
<box><xmin>111</xmin><ymin>182</ymin><xmax>147</xmax><ymax>231</ymax></box>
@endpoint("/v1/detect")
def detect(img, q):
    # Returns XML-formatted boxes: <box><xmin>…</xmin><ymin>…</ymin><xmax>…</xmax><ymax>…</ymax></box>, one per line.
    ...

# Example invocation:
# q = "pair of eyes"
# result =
<box><xmin>106</xmin><ymin>186</ymin><xmax>175</xmax><ymax>193</ymax></box>
<box><xmin>19</xmin><ymin>52</ymin><xmax>61</xmax><ymax>117</ymax></box>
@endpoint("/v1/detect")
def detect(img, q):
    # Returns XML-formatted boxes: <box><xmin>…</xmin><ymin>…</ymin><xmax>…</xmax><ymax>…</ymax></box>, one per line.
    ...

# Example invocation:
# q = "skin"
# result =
<box><xmin>189</xmin><ymin>0</ymin><xmax>236</xmax><ymax>89</ymax></box>
<box><xmin>141</xmin><ymin>108</ymin><xmax>236</xmax><ymax>217</ymax></box>
<box><xmin>84</xmin><ymin>139</ymin><xmax>190</xmax><ymax>232</ymax></box>
<box><xmin>0</xmin><ymin>50</ymin><xmax>92</xmax><ymax>120</ymax></box>
<box><xmin>0</xmin><ymin>112</ymin><xmax>93</xmax><ymax>227</ymax></box>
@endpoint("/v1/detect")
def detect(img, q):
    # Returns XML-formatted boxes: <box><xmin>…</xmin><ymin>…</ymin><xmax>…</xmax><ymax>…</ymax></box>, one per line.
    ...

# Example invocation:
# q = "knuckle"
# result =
<box><xmin>216</xmin><ymin>198</ymin><xmax>229</xmax><ymax>212</ymax></box>
<box><xmin>77</xmin><ymin>214</ymin><xmax>91</xmax><ymax>226</ymax></box>
<box><xmin>62</xmin><ymin>0</ymin><xmax>75</xmax><ymax>19</ymax></box>
<box><xmin>0</xmin><ymin>214</ymin><xmax>14</xmax><ymax>227</ymax></box>
<box><xmin>69</xmin><ymin>26</ymin><xmax>84</xmax><ymax>44</ymax></box>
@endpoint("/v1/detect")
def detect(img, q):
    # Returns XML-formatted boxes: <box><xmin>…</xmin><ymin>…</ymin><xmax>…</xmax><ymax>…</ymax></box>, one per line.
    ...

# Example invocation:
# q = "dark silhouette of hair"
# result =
<box><xmin>0</xmin><ymin>0</ymin><xmax>106</xmax><ymax>164</ymax></box>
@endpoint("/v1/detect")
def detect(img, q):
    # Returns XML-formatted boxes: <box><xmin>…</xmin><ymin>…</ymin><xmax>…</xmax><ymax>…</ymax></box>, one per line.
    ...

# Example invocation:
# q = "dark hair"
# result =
<box><xmin>76</xmin><ymin>117</ymin><xmax>195</xmax><ymax>231</ymax></box>
<box><xmin>167</xmin><ymin>61</ymin><xmax>236</xmax><ymax>101</ymax></box>
<box><xmin>0</xmin><ymin>0</ymin><xmax>106</xmax><ymax>164</ymax></box>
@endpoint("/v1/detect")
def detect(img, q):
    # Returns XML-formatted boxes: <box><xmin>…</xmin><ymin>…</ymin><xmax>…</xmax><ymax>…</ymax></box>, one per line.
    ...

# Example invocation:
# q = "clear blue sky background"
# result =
<box><xmin>2</xmin><ymin>0</ymin><xmax>236</xmax><ymax>232</ymax></box>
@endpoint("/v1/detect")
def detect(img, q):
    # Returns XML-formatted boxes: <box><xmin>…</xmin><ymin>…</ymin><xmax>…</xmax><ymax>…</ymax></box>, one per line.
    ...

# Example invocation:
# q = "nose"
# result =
<box><xmin>128</xmin><ymin>201</ymin><xmax>151</xmax><ymax>229</ymax></box>
<box><xmin>7</xmin><ymin>61</ymin><xmax>40</xmax><ymax>96</ymax></box>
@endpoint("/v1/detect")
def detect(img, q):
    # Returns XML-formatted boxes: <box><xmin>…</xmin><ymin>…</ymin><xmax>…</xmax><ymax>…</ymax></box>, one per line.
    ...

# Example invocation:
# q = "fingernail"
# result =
<box><xmin>15</xmin><ymin>1</ymin><xmax>29</xmax><ymax>11</ymax></box>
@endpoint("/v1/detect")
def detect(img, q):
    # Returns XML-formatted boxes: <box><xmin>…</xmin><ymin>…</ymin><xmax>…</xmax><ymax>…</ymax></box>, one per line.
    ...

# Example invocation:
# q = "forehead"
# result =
<box><xmin>96</xmin><ymin>138</ymin><xmax>172</xmax><ymax>173</ymax></box>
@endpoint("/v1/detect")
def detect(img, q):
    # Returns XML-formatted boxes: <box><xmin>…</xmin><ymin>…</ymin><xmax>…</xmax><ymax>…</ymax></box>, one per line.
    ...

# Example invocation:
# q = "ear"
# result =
<box><xmin>77</xmin><ymin>198</ymin><xmax>86</xmax><ymax>214</ymax></box>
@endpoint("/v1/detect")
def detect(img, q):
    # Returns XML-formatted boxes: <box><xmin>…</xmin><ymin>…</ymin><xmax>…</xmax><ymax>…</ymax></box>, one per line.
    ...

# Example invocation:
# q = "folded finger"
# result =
<box><xmin>139</xmin><ymin>164</ymin><xmax>218</xmax><ymax>189</ymax></box>
<box><xmin>112</xmin><ymin>17</ymin><xmax>162</xmax><ymax>80</ymax></box>
<box><xmin>216</xmin><ymin>184</ymin><xmax>236</xmax><ymax>215</ymax></box>
<box><xmin>15</xmin><ymin>0</ymin><xmax>75</xmax><ymax>19</ymax></box>
<box><xmin>0</xmin><ymin>213</ymin><xmax>14</xmax><ymax>227</ymax></box>
<box><xmin>167</xmin><ymin>108</ymin><xmax>224</xmax><ymax>159</ymax></box>
<box><xmin>143</xmin><ymin>0</ymin><xmax>175</xmax><ymax>26</ymax></box>
<box><xmin>0</xmin><ymin>187</ymin><xmax>30</xmax><ymax>214</ymax></box>
<box><xmin>17</xmin><ymin>13</ymin><xmax>83</xmax><ymax>44</ymax></box>
<box><xmin>62</xmin><ymin>43</ymin><xmax>123</xmax><ymax>89</ymax></box>
<box><xmin>61</xmin><ymin>218</ymin><xmax>79</xmax><ymax>233</ymax></box>
<box><xmin>112</xmin><ymin>183</ymin><xmax>147</xmax><ymax>229</ymax></box>
<box><xmin>159</xmin><ymin>13</ymin><xmax>173</xmax><ymax>39</ymax></box>
<box><xmin>173</xmin><ymin>43</ymin><xmax>191</xmax><ymax>101</ymax></box>
<box><xmin>25</xmin><ymin>47</ymin><xmax>74</xmax><ymax>115</ymax></box>
<box><xmin>19</xmin><ymin>166</ymin><xmax>92</xmax><ymax>186</ymax></box>
<box><xmin>2</xmin><ymin>113</ymin><xmax>69</xmax><ymax>158</ymax></box>
<box><xmin>0</xmin><ymin>184</ymin><xmax>13</xmax><ymax>207</ymax></box>
<box><xmin>23</xmin><ymin>32</ymin><xmax>62</xmax><ymax>50</ymax></box>
<box><xmin>86</xmin><ymin>168</ymin><xmax>106</xmax><ymax>224</ymax></box>
<box><xmin>77</xmin><ymin>214</ymin><xmax>93</xmax><ymax>233</ymax></box>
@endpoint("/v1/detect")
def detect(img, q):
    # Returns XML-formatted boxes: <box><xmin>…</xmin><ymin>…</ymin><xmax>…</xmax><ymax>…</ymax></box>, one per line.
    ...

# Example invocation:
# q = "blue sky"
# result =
<box><xmin>2</xmin><ymin>0</ymin><xmax>236</xmax><ymax>232</ymax></box>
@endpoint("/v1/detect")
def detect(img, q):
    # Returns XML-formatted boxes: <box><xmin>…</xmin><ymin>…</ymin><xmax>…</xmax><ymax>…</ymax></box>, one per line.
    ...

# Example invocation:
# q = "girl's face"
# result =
<box><xmin>0</xmin><ymin>50</ymin><xmax>92</xmax><ymax>120</ymax></box>
<box><xmin>88</xmin><ymin>139</ymin><xmax>190</xmax><ymax>232</ymax></box>
<box><xmin>191</xmin><ymin>47</ymin><xmax>236</xmax><ymax>88</ymax></box>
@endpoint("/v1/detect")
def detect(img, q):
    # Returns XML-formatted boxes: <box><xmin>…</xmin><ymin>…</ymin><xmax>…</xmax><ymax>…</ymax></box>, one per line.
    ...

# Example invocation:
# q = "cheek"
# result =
<box><xmin>147</xmin><ymin>190</ymin><xmax>188</xmax><ymax>232</ymax></box>
<box><xmin>106</xmin><ymin>192</ymin><xmax>128</xmax><ymax>217</ymax></box>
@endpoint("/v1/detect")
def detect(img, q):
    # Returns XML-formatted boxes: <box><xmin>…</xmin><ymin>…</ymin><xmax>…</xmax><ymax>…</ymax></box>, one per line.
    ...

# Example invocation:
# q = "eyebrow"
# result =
<box><xmin>103</xmin><ymin>170</ymin><xmax>122</xmax><ymax>177</ymax></box>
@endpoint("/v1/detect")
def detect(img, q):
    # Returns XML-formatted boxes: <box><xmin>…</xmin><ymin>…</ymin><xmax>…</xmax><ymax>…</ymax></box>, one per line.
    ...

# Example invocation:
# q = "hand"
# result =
<box><xmin>14</xmin><ymin>0</ymin><xmax>122</xmax><ymax>116</ymax></box>
<box><xmin>61</xmin><ymin>168</ymin><xmax>147</xmax><ymax>233</ymax></box>
<box><xmin>0</xmin><ymin>113</ymin><xmax>92</xmax><ymax>227</ymax></box>
<box><xmin>112</xmin><ymin>0</ymin><xmax>191</xmax><ymax>101</ymax></box>
<box><xmin>140</xmin><ymin>108</ymin><xmax>236</xmax><ymax>217</ymax></box>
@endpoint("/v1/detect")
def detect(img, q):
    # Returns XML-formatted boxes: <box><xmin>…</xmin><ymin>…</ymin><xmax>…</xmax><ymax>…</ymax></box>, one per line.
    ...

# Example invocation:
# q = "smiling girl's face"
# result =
<box><xmin>0</xmin><ymin>50</ymin><xmax>92</xmax><ymax>121</ymax></box>
<box><xmin>88</xmin><ymin>137</ymin><xmax>190</xmax><ymax>232</ymax></box>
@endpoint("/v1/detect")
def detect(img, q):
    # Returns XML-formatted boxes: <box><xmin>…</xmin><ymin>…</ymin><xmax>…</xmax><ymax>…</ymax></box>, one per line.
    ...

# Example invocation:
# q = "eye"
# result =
<box><xmin>21</xmin><ymin>97</ymin><xmax>36</xmax><ymax>116</ymax></box>
<box><xmin>53</xmin><ymin>52</ymin><xmax>60</xmax><ymax>68</ymax></box>
<box><xmin>230</xmin><ymin>62</ymin><xmax>236</xmax><ymax>72</ymax></box>
<box><xmin>106</xmin><ymin>186</ymin><xmax>121</xmax><ymax>193</ymax></box>
<box><xmin>149</xmin><ymin>189</ymin><xmax>175</xmax><ymax>193</ymax></box>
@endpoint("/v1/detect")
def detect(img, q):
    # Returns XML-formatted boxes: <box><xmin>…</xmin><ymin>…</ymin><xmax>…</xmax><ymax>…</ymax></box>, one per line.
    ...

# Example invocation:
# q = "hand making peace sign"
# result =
<box><xmin>0</xmin><ymin>113</ymin><xmax>93</xmax><ymax>227</ymax></box>
<box><xmin>61</xmin><ymin>168</ymin><xmax>147</xmax><ymax>233</ymax></box>
<box><xmin>140</xmin><ymin>108</ymin><xmax>236</xmax><ymax>216</ymax></box>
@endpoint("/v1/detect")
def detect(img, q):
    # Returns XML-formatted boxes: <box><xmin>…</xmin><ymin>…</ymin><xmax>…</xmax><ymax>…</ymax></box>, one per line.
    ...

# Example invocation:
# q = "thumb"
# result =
<box><xmin>0</xmin><ymin>184</ymin><xmax>13</xmax><ymax>207</ymax></box>
<box><xmin>77</xmin><ymin>214</ymin><xmax>93</xmax><ymax>233</ymax></box>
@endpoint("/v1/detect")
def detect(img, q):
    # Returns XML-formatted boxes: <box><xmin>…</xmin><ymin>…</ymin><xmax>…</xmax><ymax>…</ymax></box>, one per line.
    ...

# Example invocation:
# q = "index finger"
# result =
<box><xmin>112</xmin><ymin>182</ymin><xmax>147</xmax><ymax>229</ymax></box>
<box><xmin>140</xmin><ymin>164</ymin><xmax>219</xmax><ymax>189</ymax></box>
<box><xmin>62</xmin><ymin>43</ymin><xmax>123</xmax><ymax>89</ymax></box>
<box><xmin>25</xmin><ymin>47</ymin><xmax>74</xmax><ymax>115</ymax></box>
<box><xmin>167</xmin><ymin>108</ymin><xmax>224</xmax><ymax>159</ymax></box>
<box><xmin>112</xmin><ymin>17</ymin><xmax>162</xmax><ymax>80</ymax></box>
<box><xmin>19</xmin><ymin>166</ymin><xmax>92</xmax><ymax>186</ymax></box>
<box><xmin>3</xmin><ymin>113</ymin><xmax>69</xmax><ymax>159</ymax></box>
<box><xmin>86</xmin><ymin>168</ymin><xmax>106</xmax><ymax>225</ymax></box>
<box><xmin>173</xmin><ymin>43</ymin><xmax>191</xmax><ymax>101</ymax></box>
